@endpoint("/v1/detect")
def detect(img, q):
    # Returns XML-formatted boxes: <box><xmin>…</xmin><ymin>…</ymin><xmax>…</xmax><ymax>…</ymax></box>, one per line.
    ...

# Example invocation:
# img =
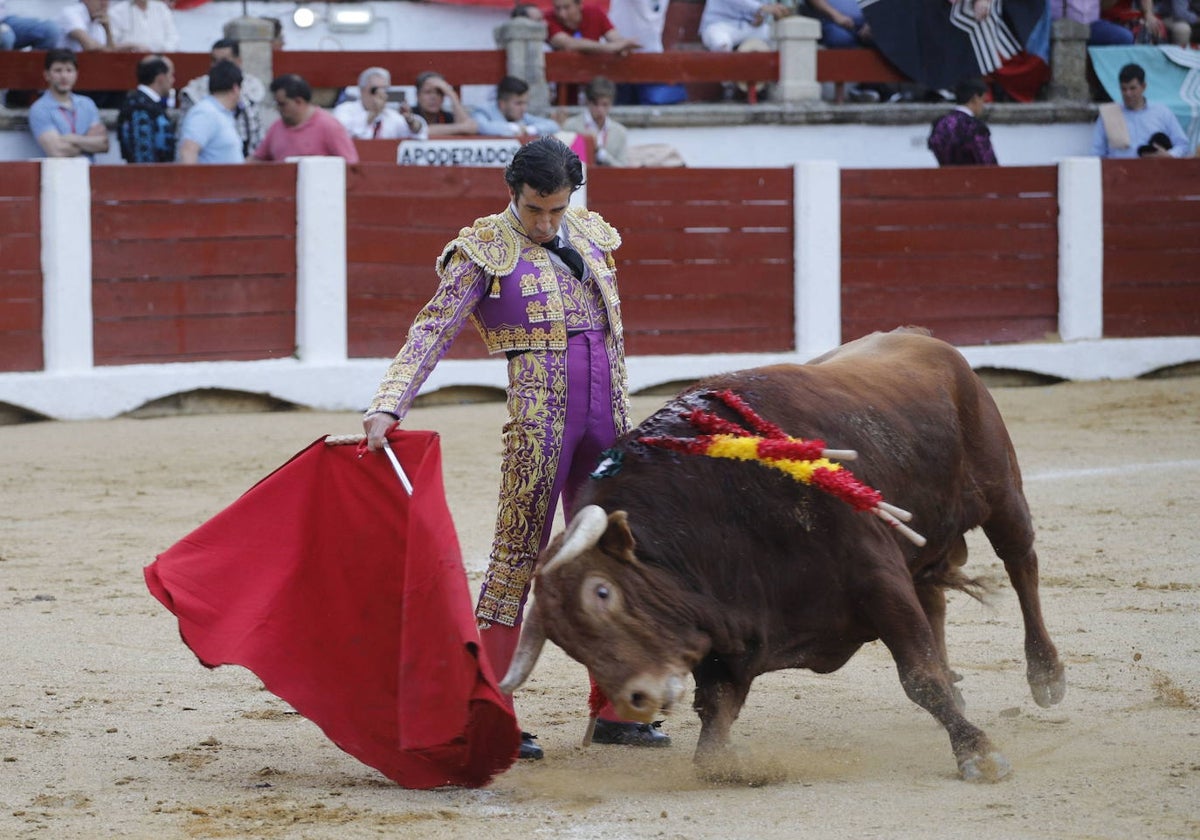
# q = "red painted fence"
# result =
<box><xmin>2</xmin><ymin>160</ymin><xmax>1198</xmax><ymax>374</ymax></box>
<box><xmin>1101</xmin><ymin>159</ymin><xmax>1200</xmax><ymax>338</ymax></box>
<box><xmin>0</xmin><ymin>162</ymin><xmax>41</xmax><ymax>373</ymax></box>
<box><xmin>89</xmin><ymin>164</ymin><xmax>297</xmax><ymax>364</ymax></box>
<box><xmin>841</xmin><ymin>166</ymin><xmax>1060</xmax><ymax>345</ymax></box>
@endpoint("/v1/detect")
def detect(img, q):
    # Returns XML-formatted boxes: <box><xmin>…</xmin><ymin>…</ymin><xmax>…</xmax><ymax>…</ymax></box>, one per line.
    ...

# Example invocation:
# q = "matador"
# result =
<box><xmin>364</xmin><ymin>137</ymin><xmax>669</xmax><ymax>758</ymax></box>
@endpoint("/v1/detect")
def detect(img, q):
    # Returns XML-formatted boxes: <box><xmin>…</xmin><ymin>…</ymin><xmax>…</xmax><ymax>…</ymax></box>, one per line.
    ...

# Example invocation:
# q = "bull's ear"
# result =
<box><xmin>599</xmin><ymin>510</ymin><xmax>638</xmax><ymax>563</ymax></box>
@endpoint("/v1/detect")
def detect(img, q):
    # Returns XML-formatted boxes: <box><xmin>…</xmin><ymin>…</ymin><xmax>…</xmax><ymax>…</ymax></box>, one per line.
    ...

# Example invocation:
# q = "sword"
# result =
<box><xmin>382</xmin><ymin>439</ymin><xmax>414</xmax><ymax>496</ymax></box>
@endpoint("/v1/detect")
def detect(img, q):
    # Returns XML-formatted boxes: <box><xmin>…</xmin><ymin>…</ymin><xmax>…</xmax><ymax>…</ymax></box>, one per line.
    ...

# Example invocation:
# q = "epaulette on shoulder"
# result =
<box><xmin>451</xmin><ymin>213</ymin><xmax>522</xmax><ymax>276</ymax></box>
<box><xmin>566</xmin><ymin>206</ymin><xmax>621</xmax><ymax>252</ymax></box>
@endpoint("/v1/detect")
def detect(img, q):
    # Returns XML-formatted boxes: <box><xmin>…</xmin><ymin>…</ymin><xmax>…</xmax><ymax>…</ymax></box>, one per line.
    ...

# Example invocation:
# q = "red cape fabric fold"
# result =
<box><xmin>145</xmin><ymin>430</ymin><xmax>519</xmax><ymax>789</ymax></box>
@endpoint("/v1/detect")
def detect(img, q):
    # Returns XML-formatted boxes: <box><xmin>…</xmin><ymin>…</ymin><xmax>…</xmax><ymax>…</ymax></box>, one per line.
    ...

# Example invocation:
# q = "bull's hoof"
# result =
<box><xmin>958</xmin><ymin>751</ymin><xmax>1012</xmax><ymax>783</ymax></box>
<box><xmin>1029</xmin><ymin>664</ymin><xmax>1067</xmax><ymax>708</ymax></box>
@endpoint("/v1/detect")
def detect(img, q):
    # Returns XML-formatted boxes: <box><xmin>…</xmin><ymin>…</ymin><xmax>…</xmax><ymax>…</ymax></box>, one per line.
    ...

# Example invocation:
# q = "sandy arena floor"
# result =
<box><xmin>1</xmin><ymin>374</ymin><xmax>1198</xmax><ymax>839</ymax></box>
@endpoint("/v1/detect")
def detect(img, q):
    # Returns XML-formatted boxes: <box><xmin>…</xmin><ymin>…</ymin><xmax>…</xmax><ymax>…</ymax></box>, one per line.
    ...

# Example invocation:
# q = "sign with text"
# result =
<box><xmin>397</xmin><ymin>139</ymin><xmax>522</xmax><ymax>167</ymax></box>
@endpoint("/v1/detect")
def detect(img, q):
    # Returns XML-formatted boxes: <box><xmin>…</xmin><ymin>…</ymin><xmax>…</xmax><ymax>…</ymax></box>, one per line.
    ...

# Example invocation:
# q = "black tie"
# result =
<box><xmin>545</xmin><ymin>236</ymin><xmax>585</xmax><ymax>280</ymax></box>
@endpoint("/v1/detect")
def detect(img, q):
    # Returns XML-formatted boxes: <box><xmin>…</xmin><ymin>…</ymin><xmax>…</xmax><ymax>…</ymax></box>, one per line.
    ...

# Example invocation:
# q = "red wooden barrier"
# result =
<box><xmin>587</xmin><ymin>167</ymin><xmax>795</xmax><ymax>355</ymax></box>
<box><xmin>0</xmin><ymin>163</ymin><xmax>42</xmax><ymax>373</ymax></box>
<box><xmin>89</xmin><ymin>164</ymin><xmax>298</xmax><ymax>365</ymax></box>
<box><xmin>1</xmin><ymin>47</ymin><xmax>905</xmax><ymax>105</ymax></box>
<box><xmin>0</xmin><ymin>51</ymin><xmax>213</xmax><ymax>92</ymax></box>
<box><xmin>345</xmin><ymin>164</ymin><xmax>508</xmax><ymax>360</ymax></box>
<box><xmin>1101</xmin><ymin>158</ymin><xmax>1200</xmax><ymax>339</ymax></box>
<box><xmin>840</xmin><ymin>166</ymin><xmax>1059</xmax><ymax>346</ymax></box>
<box><xmin>345</xmin><ymin>165</ymin><xmax>795</xmax><ymax>360</ymax></box>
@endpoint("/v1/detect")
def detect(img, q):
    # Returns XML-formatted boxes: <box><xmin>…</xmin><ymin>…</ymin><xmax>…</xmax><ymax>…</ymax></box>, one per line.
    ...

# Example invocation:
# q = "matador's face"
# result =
<box><xmin>510</xmin><ymin>184</ymin><xmax>572</xmax><ymax>245</ymax></box>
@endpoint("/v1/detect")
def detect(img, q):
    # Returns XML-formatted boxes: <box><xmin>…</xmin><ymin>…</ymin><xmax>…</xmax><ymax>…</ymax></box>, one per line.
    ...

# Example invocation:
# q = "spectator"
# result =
<box><xmin>1099</xmin><ymin>0</ymin><xmax>1167</xmax><ymax>41</ymax></box>
<box><xmin>413</xmin><ymin>71</ymin><xmax>480</xmax><ymax>137</ymax></box>
<box><xmin>547</xmin><ymin>0</ymin><xmax>642</xmax><ymax>53</ymax></box>
<box><xmin>56</xmin><ymin>0</ymin><xmax>126</xmax><ymax>52</ymax></box>
<box><xmin>805</xmin><ymin>0</ymin><xmax>871</xmax><ymax>47</ymax></box>
<box><xmin>699</xmin><ymin>0</ymin><xmax>790</xmax><ymax>51</ymax></box>
<box><xmin>253</xmin><ymin>74</ymin><xmax>359</xmax><ymax>162</ymax></box>
<box><xmin>117</xmin><ymin>54</ymin><xmax>176</xmax><ymax>163</ymax></box>
<box><xmin>179</xmin><ymin>39</ymin><xmax>268</xmax><ymax>160</ymax></box>
<box><xmin>108</xmin><ymin>0</ymin><xmax>179</xmax><ymax>52</ymax></box>
<box><xmin>177</xmin><ymin>58</ymin><xmax>244</xmax><ymax>164</ymax></box>
<box><xmin>927</xmin><ymin>77</ymin><xmax>998</xmax><ymax>166</ymax></box>
<box><xmin>1154</xmin><ymin>0</ymin><xmax>1195</xmax><ymax>43</ymax></box>
<box><xmin>608</xmin><ymin>0</ymin><xmax>669</xmax><ymax>54</ymax></box>
<box><xmin>471</xmin><ymin>76</ymin><xmax>561</xmax><ymax>138</ymax></box>
<box><xmin>1050</xmin><ymin>0</ymin><xmax>1135</xmax><ymax>44</ymax></box>
<box><xmin>28</xmin><ymin>49</ymin><xmax>109</xmax><ymax>161</ymax></box>
<box><xmin>562</xmin><ymin>76</ymin><xmax>628</xmax><ymax>166</ymax></box>
<box><xmin>333</xmin><ymin>66</ymin><xmax>428</xmax><ymax>140</ymax></box>
<box><xmin>1091</xmin><ymin>62</ymin><xmax>1190</xmax><ymax>158</ymax></box>
<box><xmin>0</xmin><ymin>1</ymin><xmax>62</xmax><ymax>51</ymax></box>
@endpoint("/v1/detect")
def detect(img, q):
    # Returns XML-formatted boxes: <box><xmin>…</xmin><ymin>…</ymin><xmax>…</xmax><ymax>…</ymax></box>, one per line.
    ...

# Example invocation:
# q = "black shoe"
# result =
<box><xmin>591</xmin><ymin>718</ymin><xmax>671</xmax><ymax>748</ymax></box>
<box><xmin>519</xmin><ymin>731</ymin><xmax>544</xmax><ymax>760</ymax></box>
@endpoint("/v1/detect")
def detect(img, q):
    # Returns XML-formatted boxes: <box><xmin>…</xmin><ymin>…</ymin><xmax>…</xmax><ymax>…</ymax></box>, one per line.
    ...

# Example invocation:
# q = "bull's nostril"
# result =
<box><xmin>629</xmin><ymin>691</ymin><xmax>647</xmax><ymax>710</ymax></box>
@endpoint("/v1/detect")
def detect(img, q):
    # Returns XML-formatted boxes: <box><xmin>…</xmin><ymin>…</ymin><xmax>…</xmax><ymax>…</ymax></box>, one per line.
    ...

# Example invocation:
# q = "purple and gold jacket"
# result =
<box><xmin>368</xmin><ymin>205</ymin><xmax>626</xmax><ymax>419</ymax></box>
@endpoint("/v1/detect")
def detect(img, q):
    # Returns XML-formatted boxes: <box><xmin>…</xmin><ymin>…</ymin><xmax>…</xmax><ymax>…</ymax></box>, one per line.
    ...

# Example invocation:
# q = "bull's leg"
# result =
<box><xmin>690</xmin><ymin>660</ymin><xmax>752</xmax><ymax>781</ymax></box>
<box><xmin>914</xmin><ymin>581</ymin><xmax>965</xmax><ymax>713</ymax></box>
<box><xmin>867</xmin><ymin>569</ymin><xmax>1010</xmax><ymax>782</ymax></box>
<box><xmin>982</xmin><ymin>491</ymin><xmax>1067</xmax><ymax>708</ymax></box>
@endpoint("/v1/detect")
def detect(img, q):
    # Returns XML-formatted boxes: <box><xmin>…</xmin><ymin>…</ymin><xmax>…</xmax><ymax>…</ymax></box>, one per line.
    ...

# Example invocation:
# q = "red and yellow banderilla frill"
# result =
<box><xmin>638</xmin><ymin>389</ymin><xmax>926</xmax><ymax>546</ymax></box>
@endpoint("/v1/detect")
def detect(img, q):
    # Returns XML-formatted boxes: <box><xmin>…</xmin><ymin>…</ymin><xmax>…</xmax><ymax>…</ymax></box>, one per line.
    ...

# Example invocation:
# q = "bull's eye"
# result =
<box><xmin>582</xmin><ymin>574</ymin><xmax>620</xmax><ymax>617</ymax></box>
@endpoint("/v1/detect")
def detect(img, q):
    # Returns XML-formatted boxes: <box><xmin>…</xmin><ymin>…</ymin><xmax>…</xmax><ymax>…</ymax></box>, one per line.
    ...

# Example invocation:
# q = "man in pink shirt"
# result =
<box><xmin>252</xmin><ymin>74</ymin><xmax>359</xmax><ymax>162</ymax></box>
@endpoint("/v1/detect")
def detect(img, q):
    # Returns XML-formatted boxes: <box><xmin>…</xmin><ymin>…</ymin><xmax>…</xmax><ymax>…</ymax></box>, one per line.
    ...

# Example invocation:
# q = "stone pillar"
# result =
<box><xmin>772</xmin><ymin>16</ymin><xmax>822</xmax><ymax>104</ymax></box>
<box><xmin>1049</xmin><ymin>19</ymin><xmax>1091</xmax><ymax>102</ymax></box>
<box><xmin>224</xmin><ymin>16</ymin><xmax>275</xmax><ymax>94</ymax></box>
<box><xmin>494</xmin><ymin>18</ymin><xmax>550</xmax><ymax>114</ymax></box>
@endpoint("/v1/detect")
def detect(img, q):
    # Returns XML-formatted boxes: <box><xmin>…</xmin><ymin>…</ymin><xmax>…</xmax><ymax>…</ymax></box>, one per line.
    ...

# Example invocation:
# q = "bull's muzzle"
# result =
<box><xmin>612</xmin><ymin>671</ymin><xmax>689</xmax><ymax>722</ymax></box>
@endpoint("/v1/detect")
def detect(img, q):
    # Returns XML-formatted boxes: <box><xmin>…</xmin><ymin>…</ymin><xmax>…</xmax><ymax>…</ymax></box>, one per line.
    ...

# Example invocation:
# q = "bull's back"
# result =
<box><xmin>658</xmin><ymin>330</ymin><xmax>1022</xmax><ymax>559</ymax></box>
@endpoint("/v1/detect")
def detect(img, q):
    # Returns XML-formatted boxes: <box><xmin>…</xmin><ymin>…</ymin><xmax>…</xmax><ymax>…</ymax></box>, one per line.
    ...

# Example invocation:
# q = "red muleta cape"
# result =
<box><xmin>144</xmin><ymin>430</ymin><xmax>520</xmax><ymax>789</ymax></box>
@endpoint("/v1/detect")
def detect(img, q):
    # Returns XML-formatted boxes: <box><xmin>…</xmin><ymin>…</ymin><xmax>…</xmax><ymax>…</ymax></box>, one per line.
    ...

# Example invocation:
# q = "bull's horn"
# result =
<box><xmin>540</xmin><ymin>504</ymin><xmax>609</xmax><ymax>576</ymax></box>
<box><xmin>499</xmin><ymin>604</ymin><xmax>546</xmax><ymax>694</ymax></box>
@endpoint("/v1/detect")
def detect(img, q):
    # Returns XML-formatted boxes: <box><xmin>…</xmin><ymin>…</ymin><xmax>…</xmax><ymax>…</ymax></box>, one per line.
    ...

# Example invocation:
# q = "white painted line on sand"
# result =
<box><xmin>1025</xmin><ymin>459</ymin><xmax>1200</xmax><ymax>483</ymax></box>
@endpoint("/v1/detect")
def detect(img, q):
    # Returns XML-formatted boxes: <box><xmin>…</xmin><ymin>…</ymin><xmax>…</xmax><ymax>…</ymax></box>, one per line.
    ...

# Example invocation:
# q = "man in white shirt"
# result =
<box><xmin>108</xmin><ymin>0</ymin><xmax>179</xmax><ymax>52</ymax></box>
<box><xmin>57</xmin><ymin>0</ymin><xmax>119</xmax><ymax>51</ymax></box>
<box><xmin>333</xmin><ymin>67</ymin><xmax>428</xmax><ymax>140</ymax></box>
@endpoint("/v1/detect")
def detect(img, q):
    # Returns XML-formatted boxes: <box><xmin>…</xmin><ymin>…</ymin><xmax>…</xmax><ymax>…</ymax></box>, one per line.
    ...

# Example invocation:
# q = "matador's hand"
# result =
<box><xmin>363</xmin><ymin>412</ymin><xmax>398</xmax><ymax>451</ymax></box>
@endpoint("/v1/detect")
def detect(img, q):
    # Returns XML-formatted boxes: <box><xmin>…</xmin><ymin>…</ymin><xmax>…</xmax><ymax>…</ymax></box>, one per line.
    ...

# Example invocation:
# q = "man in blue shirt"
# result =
<box><xmin>1091</xmin><ymin>62</ymin><xmax>1190</xmax><ymax>159</ymax></box>
<box><xmin>28</xmin><ymin>49</ymin><xmax>109</xmax><ymax>161</ymax></box>
<box><xmin>177</xmin><ymin>59</ymin><xmax>245</xmax><ymax>164</ymax></box>
<box><xmin>470</xmin><ymin>76</ymin><xmax>561</xmax><ymax>139</ymax></box>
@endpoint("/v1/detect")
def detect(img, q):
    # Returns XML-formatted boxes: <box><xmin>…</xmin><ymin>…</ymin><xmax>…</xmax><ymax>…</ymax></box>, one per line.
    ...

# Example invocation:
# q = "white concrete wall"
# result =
<box><xmin>625</xmin><ymin>122</ymin><xmax>1096</xmax><ymax>169</ymax></box>
<box><xmin>2</xmin><ymin>156</ymin><xmax>1198</xmax><ymax>421</ymax></box>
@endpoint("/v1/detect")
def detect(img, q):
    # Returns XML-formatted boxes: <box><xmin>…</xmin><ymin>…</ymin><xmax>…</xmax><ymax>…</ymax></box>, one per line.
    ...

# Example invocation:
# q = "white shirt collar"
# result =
<box><xmin>137</xmin><ymin>84</ymin><xmax>162</xmax><ymax>103</ymax></box>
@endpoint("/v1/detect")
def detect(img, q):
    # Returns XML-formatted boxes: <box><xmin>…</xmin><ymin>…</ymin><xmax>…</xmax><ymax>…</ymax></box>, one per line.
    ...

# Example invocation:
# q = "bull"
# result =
<box><xmin>500</xmin><ymin>329</ymin><xmax>1066</xmax><ymax>782</ymax></box>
